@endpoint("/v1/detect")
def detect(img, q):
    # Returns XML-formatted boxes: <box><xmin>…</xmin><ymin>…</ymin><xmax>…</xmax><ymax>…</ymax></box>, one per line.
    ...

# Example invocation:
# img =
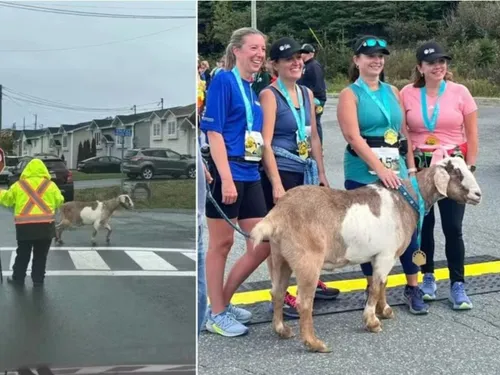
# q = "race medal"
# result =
<box><xmin>384</xmin><ymin>129</ymin><xmax>398</xmax><ymax>146</ymax></box>
<box><xmin>297</xmin><ymin>141</ymin><xmax>309</xmax><ymax>160</ymax></box>
<box><xmin>412</xmin><ymin>250</ymin><xmax>427</xmax><ymax>266</ymax></box>
<box><xmin>425</xmin><ymin>134</ymin><xmax>439</xmax><ymax>146</ymax></box>
<box><xmin>244</xmin><ymin>131</ymin><xmax>263</xmax><ymax>161</ymax></box>
<box><xmin>315</xmin><ymin>105</ymin><xmax>323</xmax><ymax>114</ymax></box>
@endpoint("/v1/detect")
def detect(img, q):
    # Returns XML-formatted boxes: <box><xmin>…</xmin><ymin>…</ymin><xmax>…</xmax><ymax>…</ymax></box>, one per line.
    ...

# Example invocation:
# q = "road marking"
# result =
<box><xmin>69</xmin><ymin>250</ymin><xmax>110</xmax><ymax>270</ymax></box>
<box><xmin>230</xmin><ymin>260</ymin><xmax>500</xmax><ymax>305</ymax></box>
<box><xmin>9</xmin><ymin>251</ymin><xmax>32</xmax><ymax>271</ymax></box>
<box><xmin>0</xmin><ymin>246</ymin><xmax>195</xmax><ymax>253</ymax></box>
<box><xmin>182</xmin><ymin>252</ymin><xmax>196</xmax><ymax>261</ymax></box>
<box><xmin>0</xmin><ymin>270</ymin><xmax>195</xmax><ymax>276</ymax></box>
<box><xmin>75</xmin><ymin>367</ymin><xmax>115</xmax><ymax>374</ymax></box>
<box><xmin>125</xmin><ymin>250</ymin><xmax>177</xmax><ymax>271</ymax></box>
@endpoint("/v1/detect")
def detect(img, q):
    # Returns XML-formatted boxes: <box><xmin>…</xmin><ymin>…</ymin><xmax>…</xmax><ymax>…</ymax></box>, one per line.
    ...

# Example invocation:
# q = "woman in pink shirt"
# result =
<box><xmin>400</xmin><ymin>41</ymin><xmax>479</xmax><ymax>310</ymax></box>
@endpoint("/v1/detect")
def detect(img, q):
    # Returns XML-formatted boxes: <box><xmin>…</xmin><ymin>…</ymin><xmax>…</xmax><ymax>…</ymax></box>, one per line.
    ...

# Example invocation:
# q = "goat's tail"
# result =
<box><xmin>250</xmin><ymin>216</ymin><xmax>275</xmax><ymax>247</ymax></box>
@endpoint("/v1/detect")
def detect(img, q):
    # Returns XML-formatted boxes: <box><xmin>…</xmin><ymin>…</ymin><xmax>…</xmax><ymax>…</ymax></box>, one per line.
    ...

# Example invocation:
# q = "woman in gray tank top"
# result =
<box><xmin>259</xmin><ymin>37</ymin><xmax>339</xmax><ymax>319</ymax></box>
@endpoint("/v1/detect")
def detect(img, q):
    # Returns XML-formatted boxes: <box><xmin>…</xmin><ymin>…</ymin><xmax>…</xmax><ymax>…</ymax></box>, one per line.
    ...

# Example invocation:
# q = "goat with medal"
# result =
<box><xmin>250</xmin><ymin>157</ymin><xmax>481</xmax><ymax>353</ymax></box>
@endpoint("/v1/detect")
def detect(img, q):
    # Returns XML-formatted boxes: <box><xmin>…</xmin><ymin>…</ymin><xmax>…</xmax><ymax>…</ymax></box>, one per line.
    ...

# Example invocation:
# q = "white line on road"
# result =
<box><xmin>0</xmin><ymin>246</ymin><xmax>195</xmax><ymax>253</ymax></box>
<box><xmin>9</xmin><ymin>251</ymin><xmax>32</xmax><ymax>271</ymax></box>
<box><xmin>0</xmin><ymin>270</ymin><xmax>195</xmax><ymax>277</ymax></box>
<box><xmin>69</xmin><ymin>251</ymin><xmax>110</xmax><ymax>270</ymax></box>
<box><xmin>125</xmin><ymin>250</ymin><xmax>177</xmax><ymax>271</ymax></box>
<box><xmin>182</xmin><ymin>252</ymin><xmax>197</xmax><ymax>261</ymax></box>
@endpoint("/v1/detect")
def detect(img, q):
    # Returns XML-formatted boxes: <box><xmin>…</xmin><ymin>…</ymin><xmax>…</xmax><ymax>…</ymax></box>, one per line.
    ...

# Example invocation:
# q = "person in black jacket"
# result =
<box><xmin>298</xmin><ymin>44</ymin><xmax>327</xmax><ymax>145</ymax></box>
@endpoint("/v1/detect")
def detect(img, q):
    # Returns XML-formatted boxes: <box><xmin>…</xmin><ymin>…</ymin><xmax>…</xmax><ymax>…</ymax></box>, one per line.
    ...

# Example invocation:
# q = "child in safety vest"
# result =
<box><xmin>0</xmin><ymin>158</ymin><xmax>64</xmax><ymax>286</ymax></box>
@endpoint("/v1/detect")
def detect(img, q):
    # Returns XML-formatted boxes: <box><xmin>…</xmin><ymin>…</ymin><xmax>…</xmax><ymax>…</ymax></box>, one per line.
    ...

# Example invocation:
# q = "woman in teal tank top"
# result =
<box><xmin>337</xmin><ymin>35</ymin><xmax>429</xmax><ymax>315</ymax></box>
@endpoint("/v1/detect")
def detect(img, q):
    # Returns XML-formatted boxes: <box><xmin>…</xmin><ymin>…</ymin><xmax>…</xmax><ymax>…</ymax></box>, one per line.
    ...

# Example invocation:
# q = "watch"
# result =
<box><xmin>468</xmin><ymin>165</ymin><xmax>476</xmax><ymax>173</ymax></box>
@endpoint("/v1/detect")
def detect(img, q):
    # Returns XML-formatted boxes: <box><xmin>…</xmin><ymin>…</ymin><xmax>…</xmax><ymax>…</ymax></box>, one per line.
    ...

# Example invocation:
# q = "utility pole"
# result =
<box><xmin>23</xmin><ymin>117</ymin><xmax>25</xmax><ymax>130</ymax></box>
<box><xmin>251</xmin><ymin>0</ymin><xmax>257</xmax><ymax>29</ymax></box>
<box><xmin>0</xmin><ymin>84</ymin><xmax>2</xmax><ymax>130</ymax></box>
<box><xmin>131</xmin><ymin>105</ymin><xmax>136</xmax><ymax>115</ymax></box>
<box><xmin>160</xmin><ymin>98</ymin><xmax>164</xmax><ymax>109</ymax></box>
<box><xmin>34</xmin><ymin>114</ymin><xmax>37</xmax><ymax>130</ymax></box>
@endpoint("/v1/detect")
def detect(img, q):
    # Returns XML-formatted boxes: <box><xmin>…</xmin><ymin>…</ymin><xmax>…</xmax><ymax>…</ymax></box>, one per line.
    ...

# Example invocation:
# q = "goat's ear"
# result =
<box><xmin>434</xmin><ymin>166</ymin><xmax>450</xmax><ymax>197</ymax></box>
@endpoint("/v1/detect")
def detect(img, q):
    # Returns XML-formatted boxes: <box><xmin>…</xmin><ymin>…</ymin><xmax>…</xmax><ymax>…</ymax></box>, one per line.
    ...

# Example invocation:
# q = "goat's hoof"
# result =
<box><xmin>106</xmin><ymin>239</ymin><xmax>111</xmax><ymax>245</ymax></box>
<box><xmin>55</xmin><ymin>240</ymin><xmax>63</xmax><ymax>246</ymax></box>
<box><xmin>379</xmin><ymin>305</ymin><xmax>394</xmax><ymax>320</ymax></box>
<box><xmin>365</xmin><ymin>317</ymin><xmax>382</xmax><ymax>333</ymax></box>
<box><xmin>304</xmin><ymin>338</ymin><xmax>331</xmax><ymax>353</ymax></box>
<box><xmin>274</xmin><ymin>323</ymin><xmax>294</xmax><ymax>339</ymax></box>
<box><xmin>91</xmin><ymin>242</ymin><xmax>97</xmax><ymax>247</ymax></box>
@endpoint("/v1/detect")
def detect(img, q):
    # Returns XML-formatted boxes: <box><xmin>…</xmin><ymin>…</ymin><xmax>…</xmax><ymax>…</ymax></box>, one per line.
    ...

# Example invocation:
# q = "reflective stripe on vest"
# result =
<box><xmin>14</xmin><ymin>179</ymin><xmax>55</xmax><ymax>224</ymax></box>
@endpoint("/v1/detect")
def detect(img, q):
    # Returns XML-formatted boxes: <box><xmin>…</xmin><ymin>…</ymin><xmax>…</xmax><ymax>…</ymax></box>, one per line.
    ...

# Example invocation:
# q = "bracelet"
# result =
<box><xmin>408</xmin><ymin>167</ymin><xmax>417</xmax><ymax>173</ymax></box>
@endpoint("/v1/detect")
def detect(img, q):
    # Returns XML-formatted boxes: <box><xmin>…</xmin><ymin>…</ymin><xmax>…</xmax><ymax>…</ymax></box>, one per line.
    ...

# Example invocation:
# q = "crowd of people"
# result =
<box><xmin>197</xmin><ymin>27</ymin><xmax>479</xmax><ymax>338</ymax></box>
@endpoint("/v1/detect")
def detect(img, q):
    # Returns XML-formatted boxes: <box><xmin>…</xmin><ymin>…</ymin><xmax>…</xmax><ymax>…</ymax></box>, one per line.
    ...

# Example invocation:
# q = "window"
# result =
<box><xmin>63</xmin><ymin>135</ymin><xmax>68</xmax><ymax>148</ymax></box>
<box><xmin>153</xmin><ymin>122</ymin><xmax>161</xmax><ymax>137</ymax></box>
<box><xmin>166</xmin><ymin>150</ymin><xmax>181</xmax><ymax>160</ymax></box>
<box><xmin>167</xmin><ymin>120</ymin><xmax>177</xmax><ymax>136</ymax></box>
<box><xmin>94</xmin><ymin>132</ymin><xmax>101</xmax><ymax>146</ymax></box>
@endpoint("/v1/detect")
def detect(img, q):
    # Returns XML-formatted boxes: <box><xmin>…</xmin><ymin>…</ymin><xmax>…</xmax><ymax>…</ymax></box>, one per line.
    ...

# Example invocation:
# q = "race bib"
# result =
<box><xmin>244</xmin><ymin>131</ymin><xmax>264</xmax><ymax>162</ymax></box>
<box><xmin>297</xmin><ymin>126</ymin><xmax>312</xmax><ymax>160</ymax></box>
<box><xmin>369</xmin><ymin>147</ymin><xmax>400</xmax><ymax>175</ymax></box>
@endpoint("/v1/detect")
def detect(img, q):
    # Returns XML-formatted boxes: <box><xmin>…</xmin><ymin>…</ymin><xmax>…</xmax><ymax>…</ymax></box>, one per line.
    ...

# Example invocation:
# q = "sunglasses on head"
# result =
<box><xmin>356</xmin><ymin>38</ymin><xmax>387</xmax><ymax>52</ymax></box>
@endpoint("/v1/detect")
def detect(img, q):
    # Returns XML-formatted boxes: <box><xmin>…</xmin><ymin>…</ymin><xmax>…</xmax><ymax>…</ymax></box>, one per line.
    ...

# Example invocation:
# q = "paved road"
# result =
<box><xmin>198</xmin><ymin>99</ymin><xmax>500</xmax><ymax>374</ymax></box>
<box><xmin>0</xmin><ymin>208</ymin><xmax>196</xmax><ymax>371</ymax></box>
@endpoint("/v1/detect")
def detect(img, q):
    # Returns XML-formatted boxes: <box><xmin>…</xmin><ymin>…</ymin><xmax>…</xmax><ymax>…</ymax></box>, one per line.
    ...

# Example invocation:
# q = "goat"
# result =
<box><xmin>251</xmin><ymin>157</ymin><xmax>482</xmax><ymax>353</ymax></box>
<box><xmin>55</xmin><ymin>194</ymin><xmax>134</xmax><ymax>246</ymax></box>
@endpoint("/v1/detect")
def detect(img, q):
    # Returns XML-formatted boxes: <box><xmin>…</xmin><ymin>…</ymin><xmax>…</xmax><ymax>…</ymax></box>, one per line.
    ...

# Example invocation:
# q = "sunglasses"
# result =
<box><xmin>356</xmin><ymin>38</ymin><xmax>387</xmax><ymax>52</ymax></box>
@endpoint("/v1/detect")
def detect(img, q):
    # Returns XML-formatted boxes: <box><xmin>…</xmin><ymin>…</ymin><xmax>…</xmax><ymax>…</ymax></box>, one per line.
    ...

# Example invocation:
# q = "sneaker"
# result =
<box><xmin>403</xmin><ymin>285</ymin><xmax>429</xmax><ymax>315</ymax></box>
<box><xmin>268</xmin><ymin>291</ymin><xmax>300</xmax><ymax>318</ymax></box>
<box><xmin>315</xmin><ymin>280</ymin><xmax>340</xmax><ymax>300</ymax></box>
<box><xmin>205</xmin><ymin>309</ymin><xmax>249</xmax><ymax>337</ymax></box>
<box><xmin>449</xmin><ymin>281</ymin><xmax>473</xmax><ymax>310</ymax></box>
<box><xmin>226</xmin><ymin>304</ymin><xmax>252</xmax><ymax>324</ymax></box>
<box><xmin>420</xmin><ymin>273</ymin><xmax>437</xmax><ymax>301</ymax></box>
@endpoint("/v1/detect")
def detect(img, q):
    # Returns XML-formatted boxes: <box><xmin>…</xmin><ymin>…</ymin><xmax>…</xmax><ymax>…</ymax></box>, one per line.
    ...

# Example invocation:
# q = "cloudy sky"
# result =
<box><xmin>0</xmin><ymin>0</ymin><xmax>196</xmax><ymax>130</ymax></box>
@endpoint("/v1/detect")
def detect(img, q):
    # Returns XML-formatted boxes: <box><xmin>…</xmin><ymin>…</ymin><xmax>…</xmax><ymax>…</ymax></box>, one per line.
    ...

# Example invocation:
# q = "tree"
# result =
<box><xmin>91</xmin><ymin>138</ymin><xmax>97</xmax><ymax>157</ymax></box>
<box><xmin>0</xmin><ymin>131</ymin><xmax>14</xmax><ymax>154</ymax></box>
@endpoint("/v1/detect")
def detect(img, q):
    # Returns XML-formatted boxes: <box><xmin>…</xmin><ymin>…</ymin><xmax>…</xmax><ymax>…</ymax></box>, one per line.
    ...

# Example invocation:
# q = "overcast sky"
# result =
<box><xmin>0</xmin><ymin>0</ymin><xmax>196</xmax><ymax>130</ymax></box>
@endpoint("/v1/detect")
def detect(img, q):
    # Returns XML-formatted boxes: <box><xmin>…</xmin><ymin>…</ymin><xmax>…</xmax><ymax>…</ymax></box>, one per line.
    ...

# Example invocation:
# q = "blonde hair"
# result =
<box><xmin>224</xmin><ymin>27</ymin><xmax>266</xmax><ymax>70</ymax></box>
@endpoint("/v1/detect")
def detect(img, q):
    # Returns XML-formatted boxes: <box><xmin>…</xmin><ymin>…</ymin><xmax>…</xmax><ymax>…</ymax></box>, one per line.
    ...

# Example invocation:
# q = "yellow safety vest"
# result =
<box><xmin>14</xmin><ymin>178</ymin><xmax>55</xmax><ymax>224</ymax></box>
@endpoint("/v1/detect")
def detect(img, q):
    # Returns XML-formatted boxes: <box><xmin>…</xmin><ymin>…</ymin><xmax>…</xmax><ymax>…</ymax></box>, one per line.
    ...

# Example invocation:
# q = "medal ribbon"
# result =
<box><xmin>355</xmin><ymin>78</ymin><xmax>392</xmax><ymax>128</ymax></box>
<box><xmin>277</xmin><ymin>77</ymin><xmax>307</xmax><ymax>141</ymax></box>
<box><xmin>232</xmin><ymin>67</ymin><xmax>255</xmax><ymax>132</ymax></box>
<box><xmin>410</xmin><ymin>175</ymin><xmax>426</xmax><ymax>248</ymax></box>
<box><xmin>420</xmin><ymin>80</ymin><xmax>446</xmax><ymax>132</ymax></box>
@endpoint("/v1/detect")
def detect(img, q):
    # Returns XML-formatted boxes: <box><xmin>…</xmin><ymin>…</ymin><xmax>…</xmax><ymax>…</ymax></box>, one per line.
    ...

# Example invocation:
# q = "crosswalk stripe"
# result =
<box><xmin>0</xmin><ymin>270</ymin><xmax>195</xmax><ymax>277</ymax></box>
<box><xmin>9</xmin><ymin>251</ymin><xmax>32</xmax><ymax>271</ymax></box>
<box><xmin>69</xmin><ymin>250</ymin><xmax>110</xmax><ymax>270</ymax></box>
<box><xmin>125</xmin><ymin>250</ymin><xmax>177</xmax><ymax>271</ymax></box>
<box><xmin>182</xmin><ymin>252</ymin><xmax>196</xmax><ymax>261</ymax></box>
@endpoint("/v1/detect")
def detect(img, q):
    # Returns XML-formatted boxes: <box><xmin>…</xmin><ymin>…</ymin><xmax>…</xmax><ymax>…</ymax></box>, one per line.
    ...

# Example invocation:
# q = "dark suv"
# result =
<box><xmin>8</xmin><ymin>154</ymin><xmax>74</xmax><ymax>202</ymax></box>
<box><xmin>121</xmin><ymin>147</ymin><xmax>196</xmax><ymax>180</ymax></box>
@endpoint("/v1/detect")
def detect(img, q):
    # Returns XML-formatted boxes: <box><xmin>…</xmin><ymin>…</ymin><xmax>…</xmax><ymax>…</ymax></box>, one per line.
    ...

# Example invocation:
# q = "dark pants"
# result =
<box><xmin>316</xmin><ymin>112</ymin><xmax>323</xmax><ymax>145</ymax></box>
<box><xmin>420</xmin><ymin>199</ymin><xmax>466</xmax><ymax>284</ymax></box>
<box><xmin>12</xmin><ymin>239</ymin><xmax>52</xmax><ymax>282</ymax></box>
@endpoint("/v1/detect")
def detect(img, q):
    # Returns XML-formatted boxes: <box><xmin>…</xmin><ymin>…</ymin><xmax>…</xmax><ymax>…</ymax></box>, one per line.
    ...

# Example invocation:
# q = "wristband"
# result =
<box><xmin>408</xmin><ymin>167</ymin><xmax>417</xmax><ymax>173</ymax></box>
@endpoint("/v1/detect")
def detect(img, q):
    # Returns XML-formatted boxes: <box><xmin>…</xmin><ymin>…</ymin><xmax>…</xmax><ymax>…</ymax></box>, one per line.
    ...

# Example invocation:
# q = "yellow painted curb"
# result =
<box><xmin>228</xmin><ymin>261</ymin><xmax>500</xmax><ymax>306</ymax></box>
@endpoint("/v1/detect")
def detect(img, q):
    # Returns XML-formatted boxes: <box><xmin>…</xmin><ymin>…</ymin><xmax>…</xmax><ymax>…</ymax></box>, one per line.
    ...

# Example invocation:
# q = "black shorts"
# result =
<box><xmin>205</xmin><ymin>171</ymin><xmax>268</xmax><ymax>220</ymax></box>
<box><xmin>261</xmin><ymin>169</ymin><xmax>304</xmax><ymax>212</ymax></box>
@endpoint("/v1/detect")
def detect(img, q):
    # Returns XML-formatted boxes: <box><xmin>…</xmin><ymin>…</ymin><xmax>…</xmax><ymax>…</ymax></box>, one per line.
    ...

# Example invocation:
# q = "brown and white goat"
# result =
<box><xmin>55</xmin><ymin>194</ymin><xmax>134</xmax><ymax>246</ymax></box>
<box><xmin>251</xmin><ymin>157</ymin><xmax>482</xmax><ymax>353</ymax></box>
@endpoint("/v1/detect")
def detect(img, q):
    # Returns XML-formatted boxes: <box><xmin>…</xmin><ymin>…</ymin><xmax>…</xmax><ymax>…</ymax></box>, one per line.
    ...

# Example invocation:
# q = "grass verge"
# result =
<box><xmin>74</xmin><ymin>180</ymin><xmax>195</xmax><ymax>209</ymax></box>
<box><xmin>71</xmin><ymin>171</ymin><xmax>124</xmax><ymax>181</ymax></box>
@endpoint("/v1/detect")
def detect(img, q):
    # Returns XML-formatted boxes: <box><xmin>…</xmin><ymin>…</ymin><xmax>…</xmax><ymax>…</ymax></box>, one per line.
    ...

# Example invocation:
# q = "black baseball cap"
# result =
<box><xmin>416</xmin><ymin>41</ymin><xmax>452</xmax><ymax>62</ymax></box>
<box><xmin>270</xmin><ymin>37</ymin><xmax>308</xmax><ymax>61</ymax></box>
<box><xmin>301</xmin><ymin>43</ymin><xmax>315</xmax><ymax>53</ymax></box>
<box><xmin>354</xmin><ymin>35</ymin><xmax>390</xmax><ymax>56</ymax></box>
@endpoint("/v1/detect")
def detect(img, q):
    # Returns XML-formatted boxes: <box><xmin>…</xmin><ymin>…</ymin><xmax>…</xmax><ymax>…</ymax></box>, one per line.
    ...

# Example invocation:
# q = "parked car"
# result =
<box><xmin>0</xmin><ymin>156</ymin><xmax>20</xmax><ymax>184</ymax></box>
<box><xmin>121</xmin><ymin>147</ymin><xmax>196</xmax><ymax>180</ymax></box>
<box><xmin>77</xmin><ymin>156</ymin><xmax>122</xmax><ymax>173</ymax></box>
<box><xmin>8</xmin><ymin>155</ymin><xmax>74</xmax><ymax>202</ymax></box>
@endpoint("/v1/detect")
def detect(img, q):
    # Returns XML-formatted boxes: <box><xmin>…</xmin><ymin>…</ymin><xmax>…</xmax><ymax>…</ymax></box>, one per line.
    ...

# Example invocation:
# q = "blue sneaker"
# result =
<box><xmin>449</xmin><ymin>281</ymin><xmax>473</xmax><ymax>310</ymax></box>
<box><xmin>205</xmin><ymin>309</ymin><xmax>249</xmax><ymax>337</ymax></box>
<box><xmin>403</xmin><ymin>285</ymin><xmax>429</xmax><ymax>315</ymax></box>
<box><xmin>420</xmin><ymin>273</ymin><xmax>437</xmax><ymax>301</ymax></box>
<box><xmin>227</xmin><ymin>304</ymin><xmax>252</xmax><ymax>324</ymax></box>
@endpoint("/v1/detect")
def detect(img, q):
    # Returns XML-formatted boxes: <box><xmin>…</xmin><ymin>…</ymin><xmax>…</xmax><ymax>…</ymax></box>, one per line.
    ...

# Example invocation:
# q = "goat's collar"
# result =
<box><xmin>397</xmin><ymin>175</ymin><xmax>426</xmax><ymax>248</ymax></box>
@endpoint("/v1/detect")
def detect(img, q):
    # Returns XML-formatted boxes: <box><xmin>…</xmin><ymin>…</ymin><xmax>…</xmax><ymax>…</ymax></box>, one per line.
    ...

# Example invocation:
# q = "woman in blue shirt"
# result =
<box><xmin>337</xmin><ymin>35</ymin><xmax>428</xmax><ymax>316</ymax></box>
<box><xmin>259</xmin><ymin>37</ymin><xmax>339</xmax><ymax>319</ymax></box>
<box><xmin>200</xmin><ymin>27</ymin><xmax>271</xmax><ymax>337</ymax></box>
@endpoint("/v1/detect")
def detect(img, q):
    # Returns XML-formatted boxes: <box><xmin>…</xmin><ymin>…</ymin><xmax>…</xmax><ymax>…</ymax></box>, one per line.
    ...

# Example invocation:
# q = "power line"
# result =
<box><xmin>0</xmin><ymin>2</ymin><xmax>195</xmax><ymax>19</ymax></box>
<box><xmin>30</xmin><ymin>2</ymin><xmax>195</xmax><ymax>11</ymax></box>
<box><xmin>0</xmin><ymin>24</ymin><xmax>189</xmax><ymax>53</ymax></box>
